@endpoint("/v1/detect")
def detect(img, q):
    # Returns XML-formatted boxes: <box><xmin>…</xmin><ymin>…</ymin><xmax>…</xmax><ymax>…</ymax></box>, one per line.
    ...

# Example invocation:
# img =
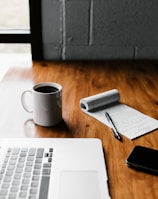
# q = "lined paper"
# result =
<box><xmin>80</xmin><ymin>89</ymin><xmax>158</xmax><ymax>139</ymax></box>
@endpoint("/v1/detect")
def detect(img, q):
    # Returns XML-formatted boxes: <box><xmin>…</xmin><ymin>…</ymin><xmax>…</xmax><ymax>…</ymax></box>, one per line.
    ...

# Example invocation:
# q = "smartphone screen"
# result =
<box><xmin>126</xmin><ymin>146</ymin><xmax>158</xmax><ymax>175</ymax></box>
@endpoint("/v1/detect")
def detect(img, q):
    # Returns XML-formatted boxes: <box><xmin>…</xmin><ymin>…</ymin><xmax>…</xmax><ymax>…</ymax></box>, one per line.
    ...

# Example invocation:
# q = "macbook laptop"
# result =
<box><xmin>0</xmin><ymin>138</ymin><xmax>110</xmax><ymax>199</ymax></box>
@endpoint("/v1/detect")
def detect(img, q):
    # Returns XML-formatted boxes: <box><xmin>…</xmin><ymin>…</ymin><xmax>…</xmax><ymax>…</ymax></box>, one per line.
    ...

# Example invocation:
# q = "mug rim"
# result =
<box><xmin>33</xmin><ymin>82</ymin><xmax>62</xmax><ymax>94</ymax></box>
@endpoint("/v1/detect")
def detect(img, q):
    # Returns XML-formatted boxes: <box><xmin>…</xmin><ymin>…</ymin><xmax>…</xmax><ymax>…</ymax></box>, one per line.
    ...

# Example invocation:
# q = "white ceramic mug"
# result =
<box><xmin>21</xmin><ymin>82</ymin><xmax>62</xmax><ymax>127</ymax></box>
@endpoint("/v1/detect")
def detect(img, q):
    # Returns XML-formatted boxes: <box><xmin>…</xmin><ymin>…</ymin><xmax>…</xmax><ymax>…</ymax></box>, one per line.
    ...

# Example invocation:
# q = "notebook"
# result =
<box><xmin>0</xmin><ymin>138</ymin><xmax>110</xmax><ymax>199</ymax></box>
<box><xmin>80</xmin><ymin>89</ymin><xmax>158</xmax><ymax>139</ymax></box>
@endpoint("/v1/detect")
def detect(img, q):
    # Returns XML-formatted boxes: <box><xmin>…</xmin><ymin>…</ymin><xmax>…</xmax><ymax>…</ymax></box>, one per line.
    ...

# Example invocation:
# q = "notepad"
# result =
<box><xmin>80</xmin><ymin>89</ymin><xmax>158</xmax><ymax>139</ymax></box>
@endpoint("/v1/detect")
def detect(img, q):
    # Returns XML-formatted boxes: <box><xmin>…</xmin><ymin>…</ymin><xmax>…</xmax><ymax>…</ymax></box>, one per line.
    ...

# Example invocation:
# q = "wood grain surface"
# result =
<box><xmin>1</xmin><ymin>58</ymin><xmax>158</xmax><ymax>199</ymax></box>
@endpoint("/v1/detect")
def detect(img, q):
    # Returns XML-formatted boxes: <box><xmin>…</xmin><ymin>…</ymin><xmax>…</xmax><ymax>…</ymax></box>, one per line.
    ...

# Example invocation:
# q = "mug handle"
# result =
<box><xmin>21</xmin><ymin>90</ymin><xmax>33</xmax><ymax>113</ymax></box>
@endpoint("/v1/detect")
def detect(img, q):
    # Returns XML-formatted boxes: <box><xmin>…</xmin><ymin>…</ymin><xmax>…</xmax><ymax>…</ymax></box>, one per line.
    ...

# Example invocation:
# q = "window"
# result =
<box><xmin>0</xmin><ymin>0</ymin><xmax>43</xmax><ymax>60</ymax></box>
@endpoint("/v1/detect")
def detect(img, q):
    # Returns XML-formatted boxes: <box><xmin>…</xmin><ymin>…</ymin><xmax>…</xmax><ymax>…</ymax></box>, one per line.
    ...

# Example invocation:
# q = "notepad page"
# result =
<box><xmin>84</xmin><ymin>103</ymin><xmax>158</xmax><ymax>140</ymax></box>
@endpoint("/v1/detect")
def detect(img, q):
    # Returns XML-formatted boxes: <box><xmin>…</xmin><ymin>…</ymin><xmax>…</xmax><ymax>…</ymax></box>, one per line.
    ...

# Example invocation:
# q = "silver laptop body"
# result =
<box><xmin>0</xmin><ymin>138</ymin><xmax>110</xmax><ymax>199</ymax></box>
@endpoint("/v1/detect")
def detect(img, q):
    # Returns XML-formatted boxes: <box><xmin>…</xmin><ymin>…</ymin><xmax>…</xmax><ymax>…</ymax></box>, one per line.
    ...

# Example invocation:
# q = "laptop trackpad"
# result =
<box><xmin>59</xmin><ymin>171</ymin><xmax>100</xmax><ymax>199</ymax></box>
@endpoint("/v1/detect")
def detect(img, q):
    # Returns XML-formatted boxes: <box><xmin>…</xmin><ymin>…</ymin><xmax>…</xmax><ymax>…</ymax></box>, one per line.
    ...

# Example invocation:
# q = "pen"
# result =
<box><xmin>105</xmin><ymin>112</ymin><xmax>122</xmax><ymax>142</ymax></box>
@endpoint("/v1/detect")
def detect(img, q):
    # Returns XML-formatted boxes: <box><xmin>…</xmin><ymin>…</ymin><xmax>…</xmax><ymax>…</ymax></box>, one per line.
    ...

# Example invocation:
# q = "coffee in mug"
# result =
<box><xmin>34</xmin><ymin>86</ymin><xmax>59</xmax><ymax>93</ymax></box>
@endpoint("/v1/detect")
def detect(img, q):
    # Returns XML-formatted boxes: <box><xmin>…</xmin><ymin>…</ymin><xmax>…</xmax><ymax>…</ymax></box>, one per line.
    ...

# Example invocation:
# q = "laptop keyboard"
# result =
<box><xmin>0</xmin><ymin>147</ymin><xmax>53</xmax><ymax>199</ymax></box>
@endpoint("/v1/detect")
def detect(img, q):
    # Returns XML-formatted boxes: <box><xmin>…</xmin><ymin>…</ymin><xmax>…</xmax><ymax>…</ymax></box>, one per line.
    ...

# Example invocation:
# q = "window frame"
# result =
<box><xmin>0</xmin><ymin>0</ymin><xmax>43</xmax><ymax>60</ymax></box>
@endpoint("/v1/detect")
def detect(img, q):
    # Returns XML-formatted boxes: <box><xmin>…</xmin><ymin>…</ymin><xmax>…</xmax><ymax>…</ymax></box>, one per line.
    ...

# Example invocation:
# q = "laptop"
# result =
<box><xmin>0</xmin><ymin>138</ymin><xmax>110</xmax><ymax>199</ymax></box>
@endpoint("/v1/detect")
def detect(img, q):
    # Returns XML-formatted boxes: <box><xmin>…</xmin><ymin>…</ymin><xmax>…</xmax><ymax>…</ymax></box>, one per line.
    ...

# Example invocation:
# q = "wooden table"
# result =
<box><xmin>1</xmin><ymin>56</ymin><xmax>158</xmax><ymax>199</ymax></box>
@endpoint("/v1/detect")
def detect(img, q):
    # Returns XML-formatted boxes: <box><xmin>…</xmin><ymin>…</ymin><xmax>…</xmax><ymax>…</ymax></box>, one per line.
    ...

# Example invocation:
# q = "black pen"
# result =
<box><xmin>105</xmin><ymin>112</ymin><xmax>122</xmax><ymax>142</ymax></box>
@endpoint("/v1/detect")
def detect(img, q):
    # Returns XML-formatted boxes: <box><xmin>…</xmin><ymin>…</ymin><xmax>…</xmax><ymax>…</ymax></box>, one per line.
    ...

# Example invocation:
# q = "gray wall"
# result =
<box><xmin>42</xmin><ymin>0</ymin><xmax>158</xmax><ymax>60</ymax></box>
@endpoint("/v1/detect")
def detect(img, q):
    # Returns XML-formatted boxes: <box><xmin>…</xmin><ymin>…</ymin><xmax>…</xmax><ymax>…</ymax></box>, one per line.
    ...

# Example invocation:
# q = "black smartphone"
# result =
<box><xmin>126</xmin><ymin>146</ymin><xmax>158</xmax><ymax>175</ymax></box>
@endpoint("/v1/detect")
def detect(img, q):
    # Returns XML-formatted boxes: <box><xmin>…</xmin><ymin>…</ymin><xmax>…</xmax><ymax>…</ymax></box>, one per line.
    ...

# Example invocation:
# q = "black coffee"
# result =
<box><xmin>35</xmin><ymin>86</ymin><xmax>59</xmax><ymax>93</ymax></box>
